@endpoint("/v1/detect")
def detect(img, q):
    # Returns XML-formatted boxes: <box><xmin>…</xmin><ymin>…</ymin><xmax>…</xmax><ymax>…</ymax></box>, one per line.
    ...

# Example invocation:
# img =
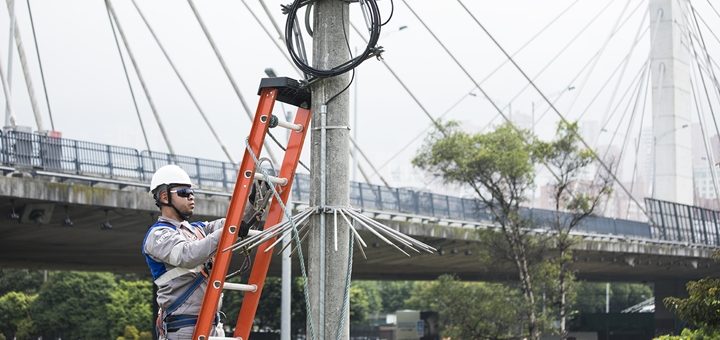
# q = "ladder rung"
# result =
<box><xmin>274</xmin><ymin>119</ymin><xmax>303</xmax><ymax>132</ymax></box>
<box><xmin>223</xmin><ymin>282</ymin><xmax>257</xmax><ymax>292</ymax></box>
<box><xmin>254</xmin><ymin>173</ymin><xmax>288</xmax><ymax>186</ymax></box>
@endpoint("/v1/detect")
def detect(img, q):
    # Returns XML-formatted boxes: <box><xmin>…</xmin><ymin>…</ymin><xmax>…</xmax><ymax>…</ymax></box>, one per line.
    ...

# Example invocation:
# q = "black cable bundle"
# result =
<box><xmin>284</xmin><ymin>0</ymin><xmax>383</xmax><ymax>78</ymax></box>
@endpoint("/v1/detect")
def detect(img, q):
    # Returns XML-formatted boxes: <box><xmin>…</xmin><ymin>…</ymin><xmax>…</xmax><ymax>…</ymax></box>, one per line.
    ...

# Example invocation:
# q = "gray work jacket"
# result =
<box><xmin>143</xmin><ymin>216</ymin><xmax>225</xmax><ymax>316</ymax></box>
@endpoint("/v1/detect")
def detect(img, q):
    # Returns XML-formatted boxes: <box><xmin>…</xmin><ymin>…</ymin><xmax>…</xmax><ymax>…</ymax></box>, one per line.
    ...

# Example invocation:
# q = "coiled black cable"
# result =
<box><xmin>284</xmin><ymin>0</ymin><xmax>382</xmax><ymax>78</ymax></box>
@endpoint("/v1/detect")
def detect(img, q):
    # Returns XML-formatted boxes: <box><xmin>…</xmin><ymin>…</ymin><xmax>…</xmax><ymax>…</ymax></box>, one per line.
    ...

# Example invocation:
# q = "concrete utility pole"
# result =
<box><xmin>650</xmin><ymin>0</ymin><xmax>693</xmax><ymax>204</ymax></box>
<box><xmin>308</xmin><ymin>0</ymin><xmax>352</xmax><ymax>338</ymax></box>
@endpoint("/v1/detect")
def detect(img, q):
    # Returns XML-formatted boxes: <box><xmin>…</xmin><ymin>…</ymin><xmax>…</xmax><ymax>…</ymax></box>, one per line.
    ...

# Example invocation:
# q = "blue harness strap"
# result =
<box><xmin>142</xmin><ymin>221</ymin><xmax>177</xmax><ymax>280</ymax></box>
<box><xmin>165</xmin><ymin>273</ymin><xmax>206</xmax><ymax>316</ymax></box>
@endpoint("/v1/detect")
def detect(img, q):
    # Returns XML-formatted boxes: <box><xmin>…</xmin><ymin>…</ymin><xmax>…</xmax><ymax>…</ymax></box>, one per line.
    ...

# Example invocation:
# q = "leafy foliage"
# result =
<box><xmin>106</xmin><ymin>280</ymin><xmax>153</xmax><ymax>338</ymax></box>
<box><xmin>377</xmin><ymin>281</ymin><xmax>413</xmax><ymax>313</ymax></box>
<box><xmin>654</xmin><ymin>327</ymin><xmax>720</xmax><ymax>340</ymax></box>
<box><xmin>664</xmin><ymin>278</ymin><xmax>720</xmax><ymax>330</ymax></box>
<box><xmin>30</xmin><ymin>271</ymin><xmax>116</xmax><ymax>339</ymax></box>
<box><xmin>0</xmin><ymin>269</ymin><xmax>44</xmax><ymax>295</ymax></box>
<box><xmin>0</xmin><ymin>291</ymin><xmax>36</xmax><ymax>339</ymax></box>
<box><xmin>350</xmin><ymin>281</ymin><xmax>382</xmax><ymax>324</ymax></box>
<box><xmin>414</xmin><ymin>120</ymin><xmax>611</xmax><ymax>339</ymax></box>
<box><xmin>405</xmin><ymin>275</ymin><xmax>525</xmax><ymax>339</ymax></box>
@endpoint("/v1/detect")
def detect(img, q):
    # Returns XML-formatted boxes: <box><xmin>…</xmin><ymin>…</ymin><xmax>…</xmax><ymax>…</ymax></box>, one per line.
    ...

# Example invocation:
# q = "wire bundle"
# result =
<box><xmin>284</xmin><ymin>0</ymin><xmax>383</xmax><ymax>78</ymax></box>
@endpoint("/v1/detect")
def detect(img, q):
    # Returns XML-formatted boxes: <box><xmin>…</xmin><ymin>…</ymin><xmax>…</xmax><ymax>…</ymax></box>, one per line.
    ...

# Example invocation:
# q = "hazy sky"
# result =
<box><xmin>1</xmin><ymin>0</ymin><xmax>719</xmax><ymax>192</ymax></box>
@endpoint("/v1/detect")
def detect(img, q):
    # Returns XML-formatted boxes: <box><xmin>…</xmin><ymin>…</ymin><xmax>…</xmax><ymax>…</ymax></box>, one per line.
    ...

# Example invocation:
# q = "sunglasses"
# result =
<box><xmin>170</xmin><ymin>188</ymin><xmax>195</xmax><ymax>198</ymax></box>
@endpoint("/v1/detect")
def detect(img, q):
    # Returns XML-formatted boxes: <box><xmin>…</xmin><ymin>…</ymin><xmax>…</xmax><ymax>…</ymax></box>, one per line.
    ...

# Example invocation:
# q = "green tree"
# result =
<box><xmin>0</xmin><ymin>291</ymin><xmax>36</xmax><ymax>339</ymax></box>
<box><xmin>30</xmin><ymin>271</ymin><xmax>116</xmax><ymax>339</ymax></box>
<box><xmin>406</xmin><ymin>275</ymin><xmax>524</xmax><ymax>339</ymax></box>
<box><xmin>0</xmin><ymin>269</ymin><xmax>44</xmax><ymax>294</ymax></box>
<box><xmin>414</xmin><ymin>122</ymin><xmax>545</xmax><ymax>339</ymax></box>
<box><xmin>107</xmin><ymin>280</ymin><xmax>153</xmax><ymax>338</ymax></box>
<box><xmin>378</xmin><ymin>281</ymin><xmax>413</xmax><ymax>313</ymax></box>
<box><xmin>350</xmin><ymin>281</ymin><xmax>382</xmax><ymax>324</ymax></box>
<box><xmin>117</xmin><ymin>325</ymin><xmax>139</xmax><ymax>340</ymax></box>
<box><xmin>542</xmin><ymin>121</ymin><xmax>612</xmax><ymax>336</ymax></box>
<box><xmin>664</xmin><ymin>278</ymin><xmax>720</xmax><ymax>331</ymax></box>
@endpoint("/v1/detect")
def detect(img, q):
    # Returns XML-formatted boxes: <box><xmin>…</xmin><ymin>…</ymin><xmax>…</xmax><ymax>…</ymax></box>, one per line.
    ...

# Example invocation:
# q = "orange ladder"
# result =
<box><xmin>192</xmin><ymin>77</ymin><xmax>311</xmax><ymax>340</ymax></box>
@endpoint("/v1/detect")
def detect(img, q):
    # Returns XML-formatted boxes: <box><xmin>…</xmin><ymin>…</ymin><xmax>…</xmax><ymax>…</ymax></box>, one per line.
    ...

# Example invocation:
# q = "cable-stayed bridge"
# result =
<box><xmin>0</xmin><ymin>130</ymin><xmax>716</xmax><ymax>278</ymax></box>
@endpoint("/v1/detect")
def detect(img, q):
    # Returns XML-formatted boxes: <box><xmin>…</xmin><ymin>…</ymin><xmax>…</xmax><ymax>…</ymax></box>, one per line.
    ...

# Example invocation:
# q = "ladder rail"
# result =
<box><xmin>193</xmin><ymin>88</ymin><xmax>278</xmax><ymax>339</ymax></box>
<box><xmin>234</xmin><ymin>107</ymin><xmax>311</xmax><ymax>339</ymax></box>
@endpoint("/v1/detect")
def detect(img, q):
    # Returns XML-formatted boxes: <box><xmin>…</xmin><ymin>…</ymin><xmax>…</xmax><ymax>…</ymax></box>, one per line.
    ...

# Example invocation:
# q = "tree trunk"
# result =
<box><xmin>514</xmin><ymin>245</ymin><xmax>539</xmax><ymax>340</ymax></box>
<box><xmin>559</xmin><ymin>249</ymin><xmax>567</xmax><ymax>339</ymax></box>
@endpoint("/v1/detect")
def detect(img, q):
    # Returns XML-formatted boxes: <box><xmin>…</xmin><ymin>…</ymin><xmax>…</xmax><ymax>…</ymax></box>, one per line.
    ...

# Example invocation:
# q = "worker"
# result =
<box><xmin>142</xmin><ymin>164</ymin><xmax>240</xmax><ymax>339</ymax></box>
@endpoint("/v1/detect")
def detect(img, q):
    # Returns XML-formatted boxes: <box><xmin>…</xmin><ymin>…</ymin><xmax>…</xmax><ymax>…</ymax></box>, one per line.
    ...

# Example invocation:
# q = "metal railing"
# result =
<box><xmin>0</xmin><ymin>129</ymin><xmax>700</xmax><ymax>244</ymax></box>
<box><xmin>646</xmin><ymin>198</ymin><xmax>720</xmax><ymax>245</ymax></box>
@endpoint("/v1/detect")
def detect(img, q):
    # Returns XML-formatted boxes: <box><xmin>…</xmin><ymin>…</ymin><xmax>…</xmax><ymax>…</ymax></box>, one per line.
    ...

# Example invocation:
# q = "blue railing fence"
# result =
<box><xmin>3</xmin><ymin>129</ymin><xmax>716</xmax><ymax>246</ymax></box>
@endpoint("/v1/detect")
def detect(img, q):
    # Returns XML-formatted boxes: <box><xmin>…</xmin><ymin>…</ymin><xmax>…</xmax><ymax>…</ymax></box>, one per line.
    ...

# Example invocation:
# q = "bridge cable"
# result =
<box><xmin>481</xmin><ymin>0</ymin><xmax>632</xmax><ymax>132</ymax></box>
<box><xmin>484</xmin><ymin>6</ymin><xmax>646</xmax><ymax>133</ymax></box>
<box><xmin>370</xmin><ymin>0</ymin><xmax>583</xmax><ymax>171</ymax></box>
<box><xmin>398</xmin><ymin>0</ymin><xmax>623</xmax><ymax>204</ymax></box>
<box><xmin>694</xmin><ymin>6</ymin><xmax>720</xmax><ymax>50</ymax></box>
<box><xmin>599</xmin><ymin>62</ymin><xmax>649</xmax><ymax>216</ymax></box>
<box><xmin>25</xmin><ymin>0</ymin><xmax>54</xmax><ymax>131</ymax></box>
<box><xmin>0</xmin><ymin>46</ymin><xmax>16</xmax><ymax>127</ymax></box>
<box><xmin>105</xmin><ymin>0</ymin><xmax>177</xmax><ymax>159</ymax></box>
<box><xmin>130</xmin><ymin>0</ymin><xmax>237</xmax><ymax>164</ymax></box>
<box><xmin>376</xmin><ymin>91</ymin><xmax>476</xmax><ymax>172</ymax></box>
<box><xmin>591</xmin><ymin>45</ymin><xmax>655</xmax><ymax>147</ymax></box>
<box><xmin>689</xmin><ymin>59</ymin><xmax>720</xmax><ymax>208</ymax></box>
<box><xmin>453</xmin><ymin>0</ymin><xmax>652</xmax><ymax>219</ymax></box>
<box><xmin>398</xmin><ymin>0</ymin><xmax>582</xmax><ymax>191</ymax></box>
<box><xmin>624</xmin><ymin>66</ymin><xmax>652</xmax><ymax>218</ymax></box>
<box><xmin>103</xmin><ymin>0</ymin><xmax>153</xmax><ymax>162</ymax></box>
<box><xmin>706</xmin><ymin>0</ymin><xmax>720</xmax><ymax>22</ymax></box>
<box><xmin>520</xmin><ymin>1</ymin><xmax>644</xmax><ymax>131</ymax></box>
<box><xmin>186</xmin><ymin>0</ymin><xmax>279</xmax><ymax>165</ymax></box>
<box><xmin>5</xmin><ymin>0</ymin><xmax>44</xmax><ymax>131</ymax></box>
<box><xmin>576</xmin><ymin>2</ymin><xmax>645</xmax><ymax>123</ymax></box>
<box><xmin>596</xmin><ymin>61</ymin><xmax>650</xmax><ymax>164</ymax></box>
<box><xmin>484</xmin><ymin>4</ymin><xmax>645</xmax><ymax>135</ymax></box>
<box><xmin>686</xmin><ymin>2</ymin><xmax>720</xmax><ymax>207</ymax></box>
<box><xmin>689</xmin><ymin>3</ymin><xmax>720</xmax><ymax>114</ymax></box>
<box><xmin>397</xmin><ymin>0</ymin><xmax>629</xmax><ymax>220</ymax></box>
<box><xmin>240</xmin><ymin>0</ymin><xmax>303</xmax><ymax>77</ymax></box>
<box><xmin>684</xmin><ymin>6</ymin><xmax>720</xmax><ymax>171</ymax></box>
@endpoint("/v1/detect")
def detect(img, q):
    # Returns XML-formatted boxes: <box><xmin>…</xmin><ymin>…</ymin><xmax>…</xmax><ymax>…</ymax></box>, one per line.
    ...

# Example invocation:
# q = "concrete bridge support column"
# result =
<box><xmin>653</xmin><ymin>280</ymin><xmax>688</xmax><ymax>336</ymax></box>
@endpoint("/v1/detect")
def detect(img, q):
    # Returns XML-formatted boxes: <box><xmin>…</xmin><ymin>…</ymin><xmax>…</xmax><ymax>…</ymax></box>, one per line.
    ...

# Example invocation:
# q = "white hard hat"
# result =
<box><xmin>150</xmin><ymin>165</ymin><xmax>193</xmax><ymax>193</ymax></box>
